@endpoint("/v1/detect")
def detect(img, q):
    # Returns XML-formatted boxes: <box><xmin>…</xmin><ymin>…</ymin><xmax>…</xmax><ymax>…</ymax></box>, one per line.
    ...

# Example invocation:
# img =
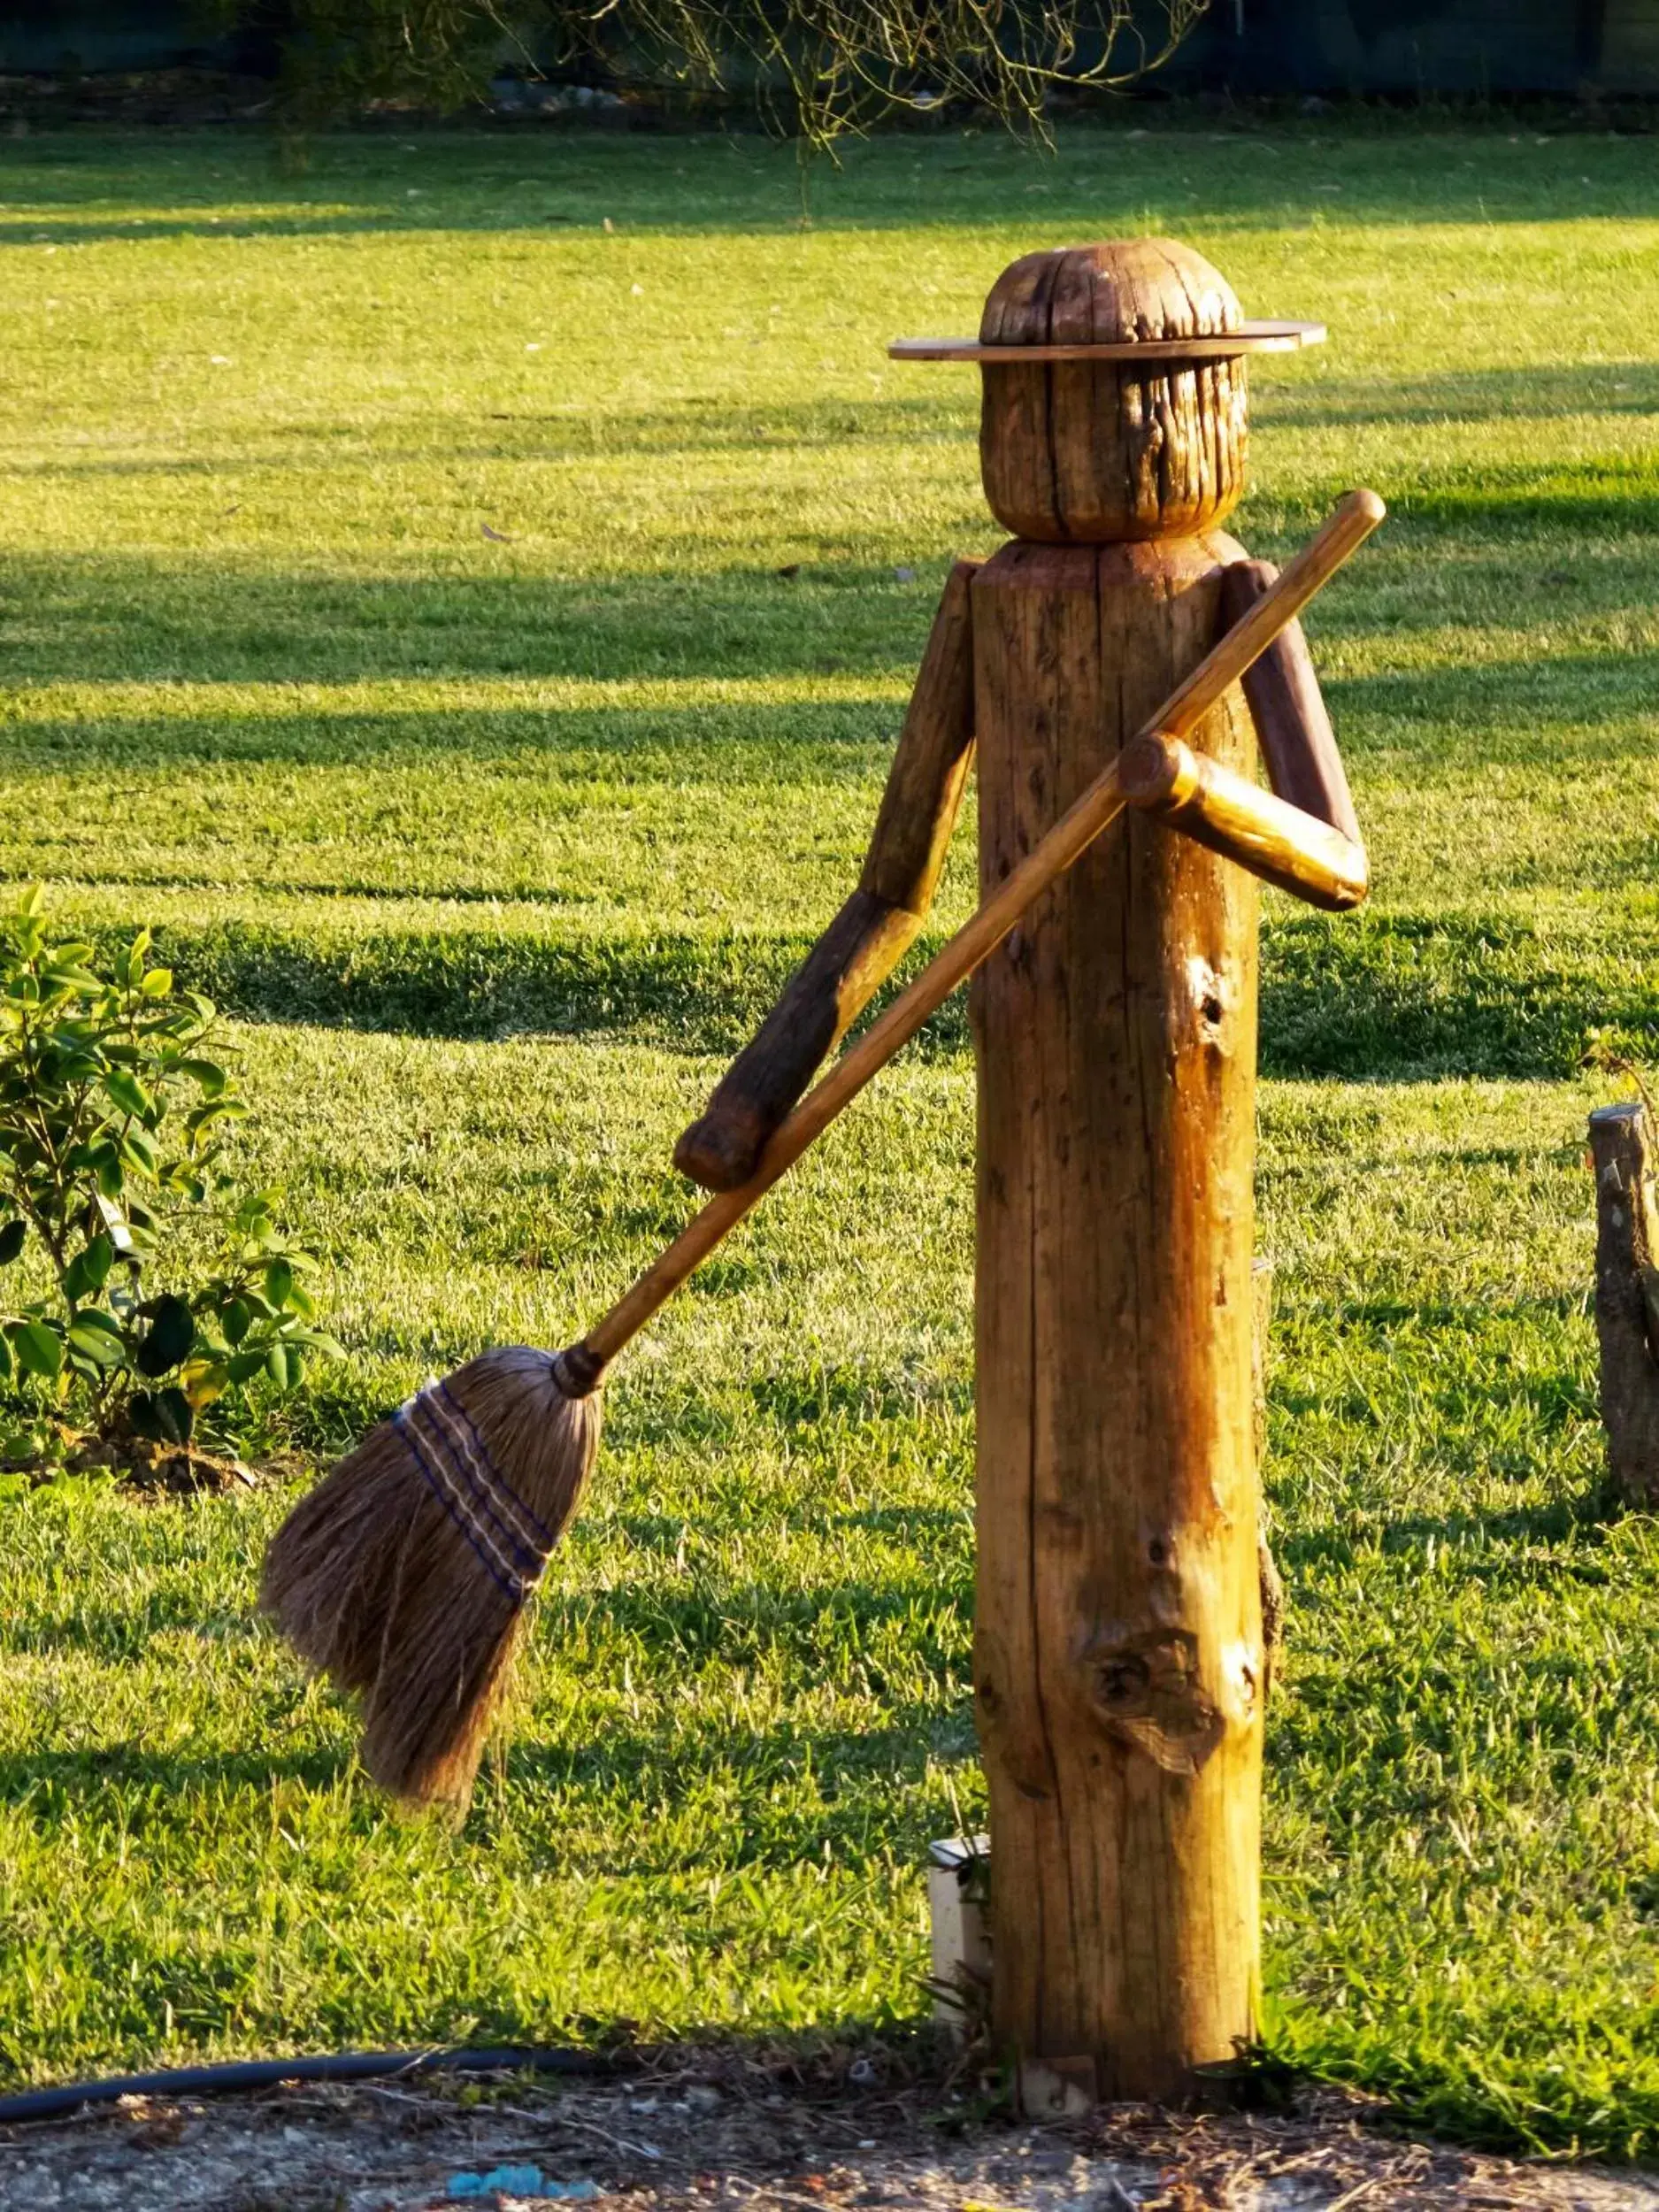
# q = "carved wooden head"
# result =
<box><xmin>977</xmin><ymin>239</ymin><xmax>1249</xmax><ymax>543</ymax></box>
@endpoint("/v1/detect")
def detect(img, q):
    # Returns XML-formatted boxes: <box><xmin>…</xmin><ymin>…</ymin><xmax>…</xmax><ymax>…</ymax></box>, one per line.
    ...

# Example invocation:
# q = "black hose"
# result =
<box><xmin>0</xmin><ymin>2044</ymin><xmax>620</xmax><ymax>2125</ymax></box>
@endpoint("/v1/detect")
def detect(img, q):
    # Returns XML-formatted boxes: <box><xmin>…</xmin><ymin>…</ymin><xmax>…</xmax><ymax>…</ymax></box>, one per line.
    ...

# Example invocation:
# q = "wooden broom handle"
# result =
<box><xmin>567</xmin><ymin>488</ymin><xmax>1385</xmax><ymax>1383</ymax></box>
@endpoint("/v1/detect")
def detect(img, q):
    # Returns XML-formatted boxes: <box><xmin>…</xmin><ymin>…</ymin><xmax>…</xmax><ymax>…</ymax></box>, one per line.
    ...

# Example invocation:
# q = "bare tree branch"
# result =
<box><xmin>230</xmin><ymin>0</ymin><xmax>1207</xmax><ymax>148</ymax></box>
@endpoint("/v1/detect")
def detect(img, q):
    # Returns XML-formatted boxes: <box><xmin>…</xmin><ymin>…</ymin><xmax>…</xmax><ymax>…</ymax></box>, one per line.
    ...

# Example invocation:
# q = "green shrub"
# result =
<box><xmin>0</xmin><ymin>887</ymin><xmax>335</xmax><ymax>1459</ymax></box>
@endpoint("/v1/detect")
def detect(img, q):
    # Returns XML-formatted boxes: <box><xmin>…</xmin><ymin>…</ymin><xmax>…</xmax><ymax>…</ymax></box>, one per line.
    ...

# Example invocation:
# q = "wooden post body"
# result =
<box><xmin>969</xmin><ymin>242</ymin><xmax>1267</xmax><ymax>2108</ymax></box>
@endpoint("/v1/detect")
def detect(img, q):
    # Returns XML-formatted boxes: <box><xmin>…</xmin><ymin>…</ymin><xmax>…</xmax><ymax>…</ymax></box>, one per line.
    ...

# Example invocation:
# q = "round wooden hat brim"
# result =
<box><xmin>887</xmin><ymin>320</ymin><xmax>1325</xmax><ymax>364</ymax></box>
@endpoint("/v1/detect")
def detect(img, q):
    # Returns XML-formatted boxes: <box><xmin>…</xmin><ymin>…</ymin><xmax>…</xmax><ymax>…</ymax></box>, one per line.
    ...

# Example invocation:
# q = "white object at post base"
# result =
<box><xmin>926</xmin><ymin>1837</ymin><xmax>990</xmax><ymax>2032</ymax></box>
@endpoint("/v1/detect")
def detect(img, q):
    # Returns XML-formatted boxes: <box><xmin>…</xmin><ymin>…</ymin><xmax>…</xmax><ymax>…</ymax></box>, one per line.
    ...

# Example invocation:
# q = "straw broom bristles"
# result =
<box><xmin>260</xmin><ymin>1345</ymin><xmax>603</xmax><ymax>1808</ymax></box>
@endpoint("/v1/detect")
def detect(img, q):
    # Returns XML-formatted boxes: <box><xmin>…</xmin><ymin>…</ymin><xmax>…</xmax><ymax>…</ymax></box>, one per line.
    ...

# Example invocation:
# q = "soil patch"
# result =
<box><xmin>2</xmin><ymin>2056</ymin><xmax>1655</xmax><ymax>2212</ymax></box>
<box><xmin>3</xmin><ymin>1426</ymin><xmax>278</xmax><ymax>1496</ymax></box>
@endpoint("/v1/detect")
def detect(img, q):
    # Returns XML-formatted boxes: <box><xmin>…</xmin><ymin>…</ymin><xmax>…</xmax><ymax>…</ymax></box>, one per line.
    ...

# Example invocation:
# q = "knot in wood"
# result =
<box><xmin>977</xmin><ymin>240</ymin><xmax>1248</xmax><ymax>544</ymax></box>
<box><xmin>1182</xmin><ymin>954</ymin><xmax>1230</xmax><ymax>1044</ymax></box>
<box><xmin>1080</xmin><ymin>1625</ymin><xmax>1227</xmax><ymax>1776</ymax></box>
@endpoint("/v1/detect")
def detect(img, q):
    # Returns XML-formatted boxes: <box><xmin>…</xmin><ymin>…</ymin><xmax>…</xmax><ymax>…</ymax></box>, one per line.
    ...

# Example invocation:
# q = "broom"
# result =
<box><xmin>261</xmin><ymin>488</ymin><xmax>1384</xmax><ymax>1809</ymax></box>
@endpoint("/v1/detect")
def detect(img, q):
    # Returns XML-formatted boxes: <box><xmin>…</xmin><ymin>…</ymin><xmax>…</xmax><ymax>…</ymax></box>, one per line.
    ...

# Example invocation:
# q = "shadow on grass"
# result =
<box><xmin>1276</xmin><ymin>1491</ymin><xmax>1626</xmax><ymax>1583</ymax></box>
<box><xmin>539</xmin><ymin>1567</ymin><xmax>970</xmax><ymax>1671</ymax></box>
<box><xmin>27</xmin><ymin>367</ymin><xmax>1655</xmax><ymax>491</ymax></box>
<box><xmin>1256</xmin><ymin>364</ymin><xmax>1659</xmax><ymax>431</ymax></box>
<box><xmin>0</xmin><ymin>1686</ymin><xmax>969</xmax><ymax>1879</ymax></box>
<box><xmin>1338</xmin><ymin>654</ymin><xmax>1659</xmax><ymax>764</ymax></box>
<box><xmin>742</xmin><ymin>1368</ymin><xmax>973</xmax><ymax>1429</ymax></box>
<box><xmin>0</xmin><ymin>1589</ymin><xmax>270</xmax><ymax>1662</ymax></box>
<box><xmin>1378</xmin><ymin>460</ymin><xmax>1659</xmax><ymax>536</ymax></box>
<box><xmin>3</xmin><ymin>676</ymin><xmax>1646</xmax><ymax>789</ymax></box>
<box><xmin>45</xmin><ymin>903</ymin><xmax>1655</xmax><ymax>1080</ymax></box>
<box><xmin>0</xmin><ymin>1741</ymin><xmax>354</xmax><ymax>1801</ymax></box>
<box><xmin>2</xmin><ymin>380</ymin><xmax>1653</xmax><ymax>483</ymax></box>
<box><xmin>0</xmin><ymin>553</ymin><xmax>967</xmax><ymax>687</ymax></box>
<box><xmin>4</xmin><ymin>481</ymin><xmax>1655</xmax><ymax>689</ymax></box>
<box><xmin>7</xmin><ymin>659</ymin><xmax>1655</xmax><ymax>785</ymax></box>
<box><xmin>1260</xmin><ymin>909</ymin><xmax>1659</xmax><ymax>1080</ymax></box>
<box><xmin>503</xmin><ymin>1713</ymin><xmax>971</xmax><ymax>1877</ymax></box>
<box><xmin>0</xmin><ymin>398</ymin><xmax>962</xmax><ymax>478</ymax></box>
<box><xmin>0</xmin><ymin>698</ymin><xmax>900</xmax><ymax>775</ymax></box>
<box><xmin>610</xmin><ymin>1505</ymin><xmax>968</xmax><ymax>1555</ymax></box>
<box><xmin>0</xmin><ymin>1697</ymin><xmax>972</xmax><ymax>1877</ymax></box>
<box><xmin>4</xmin><ymin>124</ymin><xmax>1654</xmax><ymax>244</ymax></box>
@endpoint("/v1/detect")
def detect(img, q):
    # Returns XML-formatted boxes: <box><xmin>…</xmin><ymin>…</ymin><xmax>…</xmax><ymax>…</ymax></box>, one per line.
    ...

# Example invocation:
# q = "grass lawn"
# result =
<box><xmin>2</xmin><ymin>117</ymin><xmax>1658</xmax><ymax>2154</ymax></box>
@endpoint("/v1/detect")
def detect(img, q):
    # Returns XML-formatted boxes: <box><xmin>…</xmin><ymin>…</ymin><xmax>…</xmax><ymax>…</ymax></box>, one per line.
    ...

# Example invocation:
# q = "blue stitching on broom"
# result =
<box><xmin>436</xmin><ymin>1378</ymin><xmax>557</xmax><ymax>1551</ymax></box>
<box><xmin>413</xmin><ymin>1386</ymin><xmax>547</xmax><ymax>1577</ymax></box>
<box><xmin>391</xmin><ymin>1401</ymin><xmax>523</xmax><ymax>1601</ymax></box>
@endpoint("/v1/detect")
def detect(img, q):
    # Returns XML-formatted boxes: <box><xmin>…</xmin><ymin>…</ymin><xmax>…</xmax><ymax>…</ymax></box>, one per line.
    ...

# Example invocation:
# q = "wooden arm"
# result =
<box><xmin>672</xmin><ymin>559</ymin><xmax>978</xmax><ymax>1191</ymax></box>
<box><xmin>1119</xmin><ymin>733</ymin><xmax>1369</xmax><ymax>911</ymax></box>
<box><xmin>1218</xmin><ymin>557</ymin><xmax>1362</xmax><ymax>842</ymax></box>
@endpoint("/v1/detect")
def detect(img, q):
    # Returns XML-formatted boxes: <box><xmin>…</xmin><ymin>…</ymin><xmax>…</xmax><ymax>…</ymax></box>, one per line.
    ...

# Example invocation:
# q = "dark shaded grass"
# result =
<box><xmin>4</xmin><ymin>511</ymin><xmax>1651</xmax><ymax>687</ymax></box>
<box><xmin>50</xmin><ymin>908</ymin><xmax>1659</xmax><ymax>1080</ymax></box>
<box><xmin>5</xmin><ymin>120</ymin><xmax>1659</xmax><ymax>242</ymax></box>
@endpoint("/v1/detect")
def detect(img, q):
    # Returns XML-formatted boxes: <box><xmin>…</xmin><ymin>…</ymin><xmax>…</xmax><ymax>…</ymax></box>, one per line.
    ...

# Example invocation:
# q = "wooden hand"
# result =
<box><xmin>672</xmin><ymin>560</ymin><xmax>979</xmax><ymax>1192</ymax></box>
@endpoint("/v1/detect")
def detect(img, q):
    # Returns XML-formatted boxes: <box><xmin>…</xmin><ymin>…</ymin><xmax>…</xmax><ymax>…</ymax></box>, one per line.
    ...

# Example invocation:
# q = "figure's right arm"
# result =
<box><xmin>672</xmin><ymin>559</ymin><xmax>979</xmax><ymax>1193</ymax></box>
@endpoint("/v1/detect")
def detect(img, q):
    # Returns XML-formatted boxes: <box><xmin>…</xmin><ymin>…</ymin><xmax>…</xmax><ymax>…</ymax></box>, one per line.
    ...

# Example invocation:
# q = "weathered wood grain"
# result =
<box><xmin>576</xmin><ymin>496</ymin><xmax>1379</xmax><ymax>1390</ymax></box>
<box><xmin>1119</xmin><ymin>731</ymin><xmax>1369</xmax><ymax>911</ymax></box>
<box><xmin>978</xmin><ymin>242</ymin><xmax>1249</xmax><ymax>545</ymax></box>
<box><xmin>1218</xmin><ymin>557</ymin><xmax>1363</xmax><ymax>843</ymax></box>
<box><xmin>972</xmin><ymin>531</ymin><xmax>1264</xmax><ymax>2108</ymax></box>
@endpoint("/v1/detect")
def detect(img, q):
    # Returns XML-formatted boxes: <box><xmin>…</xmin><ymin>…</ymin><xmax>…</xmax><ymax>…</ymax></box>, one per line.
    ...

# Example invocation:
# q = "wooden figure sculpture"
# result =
<box><xmin>675</xmin><ymin>239</ymin><xmax>1371</xmax><ymax>2108</ymax></box>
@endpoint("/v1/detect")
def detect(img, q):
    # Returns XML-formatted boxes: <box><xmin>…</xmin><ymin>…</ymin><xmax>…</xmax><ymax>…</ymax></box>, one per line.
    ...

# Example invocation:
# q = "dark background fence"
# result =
<box><xmin>3</xmin><ymin>0</ymin><xmax>1656</xmax><ymax>99</ymax></box>
<box><xmin>1171</xmin><ymin>1</ymin><xmax>1659</xmax><ymax>97</ymax></box>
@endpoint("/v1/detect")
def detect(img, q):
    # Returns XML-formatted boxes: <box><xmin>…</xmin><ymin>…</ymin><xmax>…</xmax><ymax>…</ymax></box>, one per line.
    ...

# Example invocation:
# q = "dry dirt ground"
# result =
<box><xmin>3</xmin><ymin>2056</ymin><xmax>1658</xmax><ymax>2212</ymax></box>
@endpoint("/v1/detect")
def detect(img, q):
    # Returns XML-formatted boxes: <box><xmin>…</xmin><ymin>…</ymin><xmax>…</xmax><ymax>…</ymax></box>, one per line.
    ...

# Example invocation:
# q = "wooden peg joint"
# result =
<box><xmin>1119</xmin><ymin>733</ymin><xmax>1370</xmax><ymax>913</ymax></box>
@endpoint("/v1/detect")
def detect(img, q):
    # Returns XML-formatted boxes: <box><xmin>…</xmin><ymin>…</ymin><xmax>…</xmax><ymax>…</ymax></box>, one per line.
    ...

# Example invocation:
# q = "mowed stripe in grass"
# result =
<box><xmin>0</xmin><ymin>122</ymin><xmax>1657</xmax><ymax>2147</ymax></box>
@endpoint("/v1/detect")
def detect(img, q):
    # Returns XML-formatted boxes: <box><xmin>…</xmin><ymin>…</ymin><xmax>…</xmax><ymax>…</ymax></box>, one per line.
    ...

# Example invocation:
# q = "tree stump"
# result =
<box><xmin>1590</xmin><ymin>1101</ymin><xmax>1659</xmax><ymax>1503</ymax></box>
